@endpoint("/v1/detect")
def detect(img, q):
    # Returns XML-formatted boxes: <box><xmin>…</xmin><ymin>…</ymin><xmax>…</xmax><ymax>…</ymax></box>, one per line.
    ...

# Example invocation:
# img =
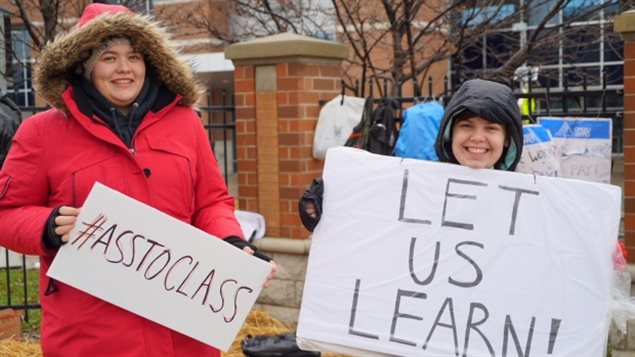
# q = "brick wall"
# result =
<box><xmin>616</xmin><ymin>10</ymin><xmax>635</xmax><ymax>263</ymax></box>
<box><xmin>226</xmin><ymin>33</ymin><xmax>347</xmax><ymax>239</ymax></box>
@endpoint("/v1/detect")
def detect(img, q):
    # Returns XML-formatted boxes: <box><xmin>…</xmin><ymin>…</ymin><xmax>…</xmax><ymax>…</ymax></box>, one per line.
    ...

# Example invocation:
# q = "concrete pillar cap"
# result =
<box><xmin>614</xmin><ymin>10</ymin><xmax>635</xmax><ymax>34</ymax></box>
<box><xmin>225</xmin><ymin>32</ymin><xmax>348</xmax><ymax>62</ymax></box>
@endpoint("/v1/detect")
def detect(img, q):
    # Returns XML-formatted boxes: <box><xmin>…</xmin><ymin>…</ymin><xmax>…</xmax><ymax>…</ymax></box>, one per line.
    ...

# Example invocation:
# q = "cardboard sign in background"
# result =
<box><xmin>297</xmin><ymin>147</ymin><xmax>621</xmax><ymax>357</ymax></box>
<box><xmin>516</xmin><ymin>124</ymin><xmax>560</xmax><ymax>177</ymax></box>
<box><xmin>48</xmin><ymin>183</ymin><xmax>271</xmax><ymax>351</ymax></box>
<box><xmin>538</xmin><ymin>117</ymin><xmax>612</xmax><ymax>183</ymax></box>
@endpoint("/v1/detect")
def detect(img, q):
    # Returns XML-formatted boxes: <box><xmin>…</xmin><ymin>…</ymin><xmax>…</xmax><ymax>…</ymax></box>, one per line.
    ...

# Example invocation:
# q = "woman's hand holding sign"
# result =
<box><xmin>53</xmin><ymin>205</ymin><xmax>278</xmax><ymax>288</ymax></box>
<box><xmin>54</xmin><ymin>206</ymin><xmax>81</xmax><ymax>243</ymax></box>
<box><xmin>242</xmin><ymin>245</ymin><xmax>279</xmax><ymax>288</ymax></box>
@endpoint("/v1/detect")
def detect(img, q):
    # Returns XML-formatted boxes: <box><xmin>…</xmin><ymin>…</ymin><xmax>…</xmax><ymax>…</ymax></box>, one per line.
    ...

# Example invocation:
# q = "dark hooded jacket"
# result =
<box><xmin>0</xmin><ymin>93</ymin><xmax>21</xmax><ymax>168</ymax></box>
<box><xmin>0</xmin><ymin>4</ymin><xmax>242</xmax><ymax>356</ymax></box>
<box><xmin>434</xmin><ymin>79</ymin><xmax>523</xmax><ymax>171</ymax></box>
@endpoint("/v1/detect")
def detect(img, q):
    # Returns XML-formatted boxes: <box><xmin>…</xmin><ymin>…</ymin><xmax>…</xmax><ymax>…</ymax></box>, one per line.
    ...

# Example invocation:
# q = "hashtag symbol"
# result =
<box><xmin>71</xmin><ymin>214</ymin><xmax>107</xmax><ymax>250</ymax></box>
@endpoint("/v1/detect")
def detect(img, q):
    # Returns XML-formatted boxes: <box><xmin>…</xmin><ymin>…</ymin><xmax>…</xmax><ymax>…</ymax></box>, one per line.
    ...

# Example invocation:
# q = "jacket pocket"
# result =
<box><xmin>0</xmin><ymin>175</ymin><xmax>12</xmax><ymax>199</ymax></box>
<box><xmin>144</xmin><ymin>136</ymin><xmax>195</xmax><ymax>219</ymax></box>
<box><xmin>55</xmin><ymin>153</ymin><xmax>126</xmax><ymax>207</ymax></box>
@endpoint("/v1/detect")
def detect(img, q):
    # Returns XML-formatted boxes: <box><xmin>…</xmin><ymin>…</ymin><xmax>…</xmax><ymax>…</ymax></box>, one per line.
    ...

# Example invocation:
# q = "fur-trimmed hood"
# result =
<box><xmin>35</xmin><ymin>4</ymin><xmax>202</xmax><ymax>112</ymax></box>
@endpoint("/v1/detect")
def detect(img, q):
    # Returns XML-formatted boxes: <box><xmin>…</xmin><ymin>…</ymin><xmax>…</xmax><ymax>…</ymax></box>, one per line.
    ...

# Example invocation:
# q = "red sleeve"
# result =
<box><xmin>189</xmin><ymin>118</ymin><xmax>245</xmax><ymax>240</ymax></box>
<box><xmin>0</xmin><ymin>117</ymin><xmax>55</xmax><ymax>256</ymax></box>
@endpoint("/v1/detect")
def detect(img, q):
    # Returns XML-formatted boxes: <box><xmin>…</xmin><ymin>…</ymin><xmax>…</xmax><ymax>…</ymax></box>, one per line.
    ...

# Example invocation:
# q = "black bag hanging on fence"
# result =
<box><xmin>241</xmin><ymin>332</ymin><xmax>320</xmax><ymax>357</ymax></box>
<box><xmin>368</xmin><ymin>96</ymin><xmax>400</xmax><ymax>155</ymax></box>
<box><xmin>344</xmin><ymin>96</ymin><xmax>400</xmax><ymax>155</ymax></box>
<box><xmin>343</xmin><ymin>96</ymin><xmax>373</xmax><ymax>150</ymax></box>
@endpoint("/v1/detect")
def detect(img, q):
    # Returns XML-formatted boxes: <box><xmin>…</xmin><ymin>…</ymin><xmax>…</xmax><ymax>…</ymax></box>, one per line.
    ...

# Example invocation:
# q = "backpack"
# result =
<box><xmin>394</xmin><ymin>100</ymin><xmax>444</xmax><ymax>160</ymax></box>
<box><xmin>344</xmin><ymin>96</ymin><xmax>400</xmax><ymax>155</ymax></box>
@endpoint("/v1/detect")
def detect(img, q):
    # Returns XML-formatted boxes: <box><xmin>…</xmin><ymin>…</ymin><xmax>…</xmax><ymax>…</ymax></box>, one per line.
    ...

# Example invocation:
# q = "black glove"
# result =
<box><xmin>43</xmin><ymin>206</ymin><xmax>66</xmax><ymax>249</ymax></box>
<box><xmin>224</xmin><ymin>236</ymin><xmax>271</xmax><ymax>262</ymax></box>
<box><xmin>298</xmin><ymin>178</ymin><xmax>324</xmax><ymax>232</ymax></box>
<box><xmin>241</xmin><ymin>332</ymin><xmax>320</xmax><ymax>357</ymax></box>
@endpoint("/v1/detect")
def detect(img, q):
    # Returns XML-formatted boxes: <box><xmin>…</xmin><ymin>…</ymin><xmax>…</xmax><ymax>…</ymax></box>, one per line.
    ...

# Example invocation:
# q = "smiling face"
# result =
<box><xmin>91</xmin><ymin>43</ymin><xmax>145</xmax><ymax>114</ymax></box>
<box><xmin>451</xmin><ymin>116</ymin><xmax>507</xmax><ymax>169</ymax></box>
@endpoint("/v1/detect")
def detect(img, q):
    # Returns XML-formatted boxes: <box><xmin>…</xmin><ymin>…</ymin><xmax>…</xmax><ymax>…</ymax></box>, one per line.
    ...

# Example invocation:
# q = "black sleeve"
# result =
<box><xmin>298</xmin><ymin>178</ymin><xmax>324</xmax><ymax>232</ymax></box>
<box><xmin>43</xmin><ymin>206</ymin><xmax>66</xmax><ymax>249</ymax></box>
<box><xmin>224</xmin><ymin>236</ymin><xmax>272</xmax><ymax>262</ymax></box>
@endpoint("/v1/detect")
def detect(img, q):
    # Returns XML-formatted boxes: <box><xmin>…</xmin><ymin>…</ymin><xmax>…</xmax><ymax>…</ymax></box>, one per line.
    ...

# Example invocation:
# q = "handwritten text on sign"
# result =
<box><xmin>297</xmin><ymin>147</ymin><xmax>621</xmax><ymax>357</ymax></box>
<box><xmin>516</xmin><ymin>124</ymin><xmax>561</xmax><ymax>177</ymax></box>
<box><xmin>538</xmin><ymin>117</ymin><xmax>612</xmax><ymax>183</ymax></box>
<box><xmin>47</xmin><ymin>183</ymin><xmax>271</xmax><ymax>351</ymax></box>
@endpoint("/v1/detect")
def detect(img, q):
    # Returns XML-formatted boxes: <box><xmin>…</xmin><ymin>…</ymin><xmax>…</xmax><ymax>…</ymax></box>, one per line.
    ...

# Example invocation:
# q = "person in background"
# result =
<box><xmin>299</xmin><ymin>78</ymin><xmax>524</xmax><ymax>231</ymax></box>
<box><xmin>0</xmin><ymin>90</ymin><xmax>22</xmax><ymax>168</ymax></box>
<box><xmin>0</xmin><ymin>4</ymin><xmax>275</xmax><ymax>356</ymax></box>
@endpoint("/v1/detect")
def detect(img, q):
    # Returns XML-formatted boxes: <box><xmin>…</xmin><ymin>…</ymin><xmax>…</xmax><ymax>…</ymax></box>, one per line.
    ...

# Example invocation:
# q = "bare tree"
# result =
<box><xmin>176</xmin><ymin>0</ymin><xmax>624</xmax><ymax>97</ymax></box>
<box><xmin>0</xmin><ymin>0</ymin><xmax>146</xmax><ymax>84</ymax></box>
<box><xmin>1</xmin><ymin>0</ymin><xmax>626</xmax><ymax>96</ymax></box>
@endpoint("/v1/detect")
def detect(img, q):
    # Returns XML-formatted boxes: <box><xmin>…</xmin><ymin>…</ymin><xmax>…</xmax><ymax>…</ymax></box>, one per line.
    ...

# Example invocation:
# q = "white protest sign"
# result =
<box><xmin>538</xmin><ymin>117</ymin><xmax>613</xmax><ymax>183</ymax></box>
<box><xmin>47</xmin><ymin>183</ymin><xmax>271</xmax><ymax>351</ymax></box>
<box><xmin>516</xmin><ymin>124</ymin><xmax>560</xmax><ymax>177</ymax></box>
<box><xmin>297</xmin><ymin>147</ymin><xmax>621</xmax><ymax>357</ymax></box>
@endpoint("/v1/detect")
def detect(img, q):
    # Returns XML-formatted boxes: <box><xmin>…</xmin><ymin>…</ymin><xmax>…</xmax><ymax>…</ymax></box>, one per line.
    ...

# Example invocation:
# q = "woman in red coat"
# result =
<box><xmin>0</xmin><ymin>3</ymin><xmax>274</xmax><ymax>356</ymax></box>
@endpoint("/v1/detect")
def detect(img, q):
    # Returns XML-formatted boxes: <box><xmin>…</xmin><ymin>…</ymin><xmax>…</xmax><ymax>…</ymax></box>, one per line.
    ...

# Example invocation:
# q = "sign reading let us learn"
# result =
<box><xmin>47</xmin><ymin>182</ymin><xmax>272</xmax><ymax>352</ymax></box>
<box><xmin>297</xmin><ymin>147</ymin><xmax>621</xmax><ymax>357</ymax></box>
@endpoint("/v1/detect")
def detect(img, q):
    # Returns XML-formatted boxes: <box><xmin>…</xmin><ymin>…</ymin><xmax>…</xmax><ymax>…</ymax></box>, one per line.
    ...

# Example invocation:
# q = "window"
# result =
<box><xmin>461</xmin><ymin>3</ymin><xmax>517</xmax><ymax>27</ymax></box>
<box><xmin>527</xmin><ymin>0</ymin><xmax>559</xmax><ymax>26</ymax></box>
<box><xmin>486</xmin><ymin>31</ymin><xmax>520</xmax><ymax>68</ymax></box>
<box><xmin>8</xmin><ymin>29</ymin><xmax>34</xmax><ymax>107</ymax></box>
<box><xmin>452</xmin><ymin>0</ymin><xmax>624</xmax><ymax>89</ymax></box>
<box><xmin>563</xmin><ymin>25</ymin><xmax>600</xmax><ymax>64</ymax></box>
<box><xmin>527</xmin><ymin>29</ymin><xmax>560</xmax><ymax>66</ymax></box>
<box><xmin>604</xmin><ymin>31</ymin><xmax>623</xmax><ymax>62</ymax></box>
<box><xmin>563</xmin><ymin>0</ymin><xmax>601</xmax><ymax>22</ymax></box>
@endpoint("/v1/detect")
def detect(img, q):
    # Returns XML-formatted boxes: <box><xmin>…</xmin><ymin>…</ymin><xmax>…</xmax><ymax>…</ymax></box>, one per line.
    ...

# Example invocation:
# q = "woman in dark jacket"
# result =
<box><xmin>0</xmin><ymin>91</ymin><xmax>21</xmax><ymax>168</ymax></box>
<box><xmin>299</xmin><ymin>78</ymin><xmax>524</xmax><ymax>231</ymax></box>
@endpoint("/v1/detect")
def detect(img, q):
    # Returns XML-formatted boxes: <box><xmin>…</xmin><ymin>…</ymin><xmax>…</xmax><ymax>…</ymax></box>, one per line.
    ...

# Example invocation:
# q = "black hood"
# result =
<box><xmin>434</xmin><ymin>79</ymin><xmax>523</xmax><ymax>171</ymax></box>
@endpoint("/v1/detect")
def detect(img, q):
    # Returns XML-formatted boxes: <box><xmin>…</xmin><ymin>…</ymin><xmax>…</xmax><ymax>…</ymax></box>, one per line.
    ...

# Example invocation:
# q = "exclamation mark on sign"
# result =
<box><xmin>547</xmin><ymin>318</ymin><xmax>561</xmax><ymax>354</ymax></box>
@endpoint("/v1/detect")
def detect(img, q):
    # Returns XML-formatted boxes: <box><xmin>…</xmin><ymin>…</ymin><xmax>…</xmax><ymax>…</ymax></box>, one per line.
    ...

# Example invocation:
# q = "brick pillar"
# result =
<box><xmin>226</xmin><ymin>33</ymin><xmax>347</xmax><ymax>239</ymax></box>
<box><xmin>615</xmin><ymin>10</ymin><xmax>635</xmax><ymax>262</ymax></box>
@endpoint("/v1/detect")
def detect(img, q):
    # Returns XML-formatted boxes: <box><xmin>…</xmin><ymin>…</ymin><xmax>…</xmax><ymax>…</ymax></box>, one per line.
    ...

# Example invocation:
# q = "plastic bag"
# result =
<box><xmin>313</xmin><ymin>95</ymin><xmax>365</xmax><ymax>160</ymax></box>
<box><xmin>242</xmin><ymin>332</ymin><xmax>320</xmax><ymax>357</ymax></box>
<box><xmin>611</xmin><ymin>241</ymin><xmax>635</xmax><ymax>334</ymax></box>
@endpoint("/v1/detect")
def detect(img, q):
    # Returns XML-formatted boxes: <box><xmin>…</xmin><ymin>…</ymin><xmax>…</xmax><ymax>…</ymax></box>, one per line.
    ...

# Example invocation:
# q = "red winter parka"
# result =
<box><xmin>0</xmin><ymin>4</ymin><xmax>243</xmax><ymax>356</ymax></box>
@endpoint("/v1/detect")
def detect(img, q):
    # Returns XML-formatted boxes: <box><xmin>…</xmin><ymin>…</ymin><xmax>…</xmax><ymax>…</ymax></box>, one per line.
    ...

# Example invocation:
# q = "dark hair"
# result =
<box><xmin>453</xmin><ymin>109</ymin><xmax>477</xmax><ymax>124</ymax></box>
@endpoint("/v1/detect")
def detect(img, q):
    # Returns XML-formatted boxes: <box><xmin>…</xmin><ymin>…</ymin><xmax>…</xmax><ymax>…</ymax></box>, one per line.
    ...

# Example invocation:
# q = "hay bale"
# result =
<box><xmin>0</xmin><ymin>339</ymin><xmax>41</xmax><ymax>357</ymax></box>
<box><xmin>223</xmin><ymin>309</ymin><xmax>293</xmax><ymax>357</ymax></box>
<box><xmin>224</xmin><ymin>309</ymin><xmax>350</xmax><ymax>357</ymax></box>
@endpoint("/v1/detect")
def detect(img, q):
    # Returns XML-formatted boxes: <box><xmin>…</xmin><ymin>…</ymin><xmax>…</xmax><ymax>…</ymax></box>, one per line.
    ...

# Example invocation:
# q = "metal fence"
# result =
<box><xmin>0</xmin><ymin>72</ymin><xmax>626</xmax><ymax>322</ymax></box>
<box><xmin>0</xmin><ymin>94</ymin><xmax>237</xmax><ymax>325</ymax></box>
<box><xmin>341</xmin><ymin>72</ymin><xmax>624</xmax><ymax>153</ymax></box>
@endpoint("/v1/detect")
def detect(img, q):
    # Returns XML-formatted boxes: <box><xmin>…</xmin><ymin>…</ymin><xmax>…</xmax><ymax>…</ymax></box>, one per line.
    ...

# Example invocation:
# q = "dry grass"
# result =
<box><xmin>0</xmin><ymin>338</ymin><xmax>41</xmax><ymax>357</ymax></box>
<box><xmin>0</xmin><ymin>310</ymin><xmax>348</xmax><ymax>357</ymax></box>
<box><xmin>223</xmin><ymin>309</ymin><xmax>294</xmax><ymax>357</ymax></box>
